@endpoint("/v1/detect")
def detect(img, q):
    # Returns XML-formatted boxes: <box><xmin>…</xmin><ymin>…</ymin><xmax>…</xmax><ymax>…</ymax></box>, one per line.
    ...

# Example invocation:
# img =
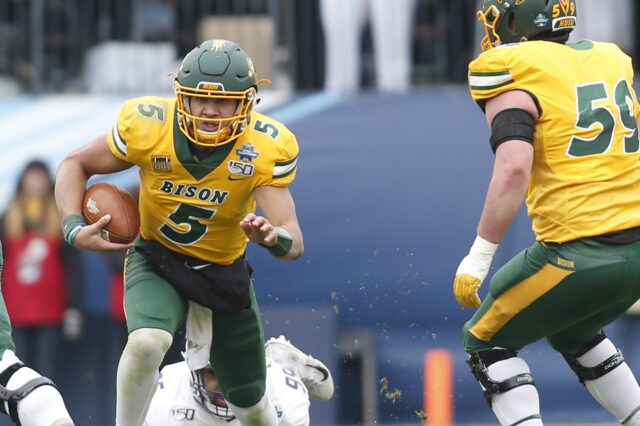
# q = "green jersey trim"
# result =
<box><xmin>567</xmin><ymin>40</ymin><xmax>594</xmax><ymax>51</ymax></box>
<box><xmin>469</xmin><ymin>71</ymin><xmax>514</xmax><ymax>91</ymax></box>
<box><xmin>112</xmin><ymin>119</ymin><xmax>127</xmax><ymax>157</ymax></box>
<box><xmin>273</xmin><ymin>156</ymin><xmax>298</xmax><ymax>178</ymax></box>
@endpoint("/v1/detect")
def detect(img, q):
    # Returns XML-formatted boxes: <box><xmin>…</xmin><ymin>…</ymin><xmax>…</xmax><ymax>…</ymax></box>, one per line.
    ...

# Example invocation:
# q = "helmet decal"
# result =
<box><xmin>533</xmin><ymin>13</ymin><xmax>549</xmax><ymax>28</ymax></box>
<box><xmin>559</xmin><ymin>0</ymin><xmax>571</xmax><ymax>16</ymax></box>
<box><xmin>247</xmin><ymin>58</ymin><xmax>256</xmax><ymax>80</ymax></box>
<box><xmin>211</xmin><ymin>39</ymin><xmax>227</xmax><ymax>51</ymax></box>
<box><xmin>552</xmin><ymin>0</ymin><xmax>576</xmax><ymax>32</ymax></box>
<box><xmin>196</xmin><ymin>82</ymin><xmax>225</xmax><ymax>91</ymax></box>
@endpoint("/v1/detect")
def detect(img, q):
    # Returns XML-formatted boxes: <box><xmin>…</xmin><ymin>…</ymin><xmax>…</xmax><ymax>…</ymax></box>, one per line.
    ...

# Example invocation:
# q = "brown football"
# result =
<box><xmin>82</xmin><ymin>182</ymin><xmax>140</xmax><ymax>244</ymax></box>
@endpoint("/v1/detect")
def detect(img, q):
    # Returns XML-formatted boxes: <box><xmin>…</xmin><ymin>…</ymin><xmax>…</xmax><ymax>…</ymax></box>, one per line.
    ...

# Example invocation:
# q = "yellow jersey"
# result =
<box><xmin>107</xmin><ymin>96</ymin><xmax>298</xmax><ymax>264</ymax></box>
<box><xmin>469</xmin><ymin>40</ymin><xmax>640</xmax><ymax>243</ymax></box>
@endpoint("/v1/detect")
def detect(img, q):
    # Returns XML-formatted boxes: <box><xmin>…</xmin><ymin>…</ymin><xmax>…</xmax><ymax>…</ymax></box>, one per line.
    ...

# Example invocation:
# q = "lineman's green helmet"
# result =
<box><xmin>477</xmin><ymin>0</ymin><xmax>577</xmax><ymax>51</ymax></box>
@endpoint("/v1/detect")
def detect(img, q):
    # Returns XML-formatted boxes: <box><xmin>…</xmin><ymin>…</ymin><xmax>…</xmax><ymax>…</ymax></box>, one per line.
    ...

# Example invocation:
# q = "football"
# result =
<box><xmin>82</xmin><ymin>182</ymin><xmax>140</xmax><ymax>244</ymax></box>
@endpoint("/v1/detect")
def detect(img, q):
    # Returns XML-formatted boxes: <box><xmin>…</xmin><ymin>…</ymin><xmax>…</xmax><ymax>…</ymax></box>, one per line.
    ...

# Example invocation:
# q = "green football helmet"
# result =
<box><xmin>174</xmin><ymin>39</ymin><xmax>259</xmax><ymax>147</ymax></box>
<box><xmin>477</xmin><ymin>0</ymin><xmax>577</xmax><ymax>51</ymax></box>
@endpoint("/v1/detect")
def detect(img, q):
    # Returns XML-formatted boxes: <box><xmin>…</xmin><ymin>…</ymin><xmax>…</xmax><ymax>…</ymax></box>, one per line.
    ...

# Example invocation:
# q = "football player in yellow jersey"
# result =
<box><xmin>452</xmin><ymin>1</ymin><xmax>640</xmax><ymax>424</ymax></box>
<box><xmin>55</xmin><ymin>39</ymin><xmax>304</xmax><ymax>426</ymax></box>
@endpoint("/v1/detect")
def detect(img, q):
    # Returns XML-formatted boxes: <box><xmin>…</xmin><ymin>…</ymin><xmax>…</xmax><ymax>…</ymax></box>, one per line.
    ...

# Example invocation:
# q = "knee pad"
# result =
<box><xmin>0</xmin><ymin>350</ymin><xmax>57</xmax><ymax>426</ymax></box>
<box><xmin>468</xmin><ymin>349</ymin><xmax>536</xmax><ymax>406</ymax></box>
<box><xmin>563</xmin><ymin>334</ymin><xmax>624</xmax><ymax>385</ymax></box>
<box><xmin>126</xmin><ymin>328</ymin><xmax>173</xmax><ymax>364</ymax></box>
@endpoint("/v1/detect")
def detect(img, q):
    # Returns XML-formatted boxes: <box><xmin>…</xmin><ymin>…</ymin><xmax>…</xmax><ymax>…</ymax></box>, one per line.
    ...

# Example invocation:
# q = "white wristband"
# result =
<box><xmin>456</xmin><ymin>235</ymin><xmax>499</xmax><ymax>279</ymax></box>
<box><xmin>470</xmin><ymin>235</ymin><xmax>499</xmax><ymax>258</ymax></box>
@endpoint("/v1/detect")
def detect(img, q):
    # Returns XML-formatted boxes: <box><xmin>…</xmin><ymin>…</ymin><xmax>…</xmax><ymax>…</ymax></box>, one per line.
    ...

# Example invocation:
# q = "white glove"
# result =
<box><xmin>453</xmin><ymin>236</ymin><xmax>499</xmax><ymax>308</ymax></box>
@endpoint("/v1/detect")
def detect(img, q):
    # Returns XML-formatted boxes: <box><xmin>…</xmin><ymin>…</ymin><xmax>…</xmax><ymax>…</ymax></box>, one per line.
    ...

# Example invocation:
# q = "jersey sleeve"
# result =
<box><xmin>253</xmin><ymin>118</ymin><xmax>299</xmax><ymax>187</ymax></box>
<box><xmin>106</xmin><ymin>96</ymin><xmax>170</xmax><ymax>165</ymax></box>
<box><xmin>106</xmin><ymin>98</ymin><xmax>139</xmax><ymax>162</ymax></box>
<box><xmin>468</xmin><ymin>47</ymin><xmax>518</xmax><ymax>106</ymax></box>
<box><xmin>270</xmin><ymin>131</ymin><xmax>299</xmax><ymax>187</ymax></box>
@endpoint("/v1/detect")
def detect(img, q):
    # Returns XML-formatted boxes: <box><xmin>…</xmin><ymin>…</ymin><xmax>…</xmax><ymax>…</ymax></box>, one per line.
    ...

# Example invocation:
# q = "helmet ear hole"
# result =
<box><xmin>508</xmin><ymin>12</ymin><xmax>516</xmax><ymax>33</ymax></box>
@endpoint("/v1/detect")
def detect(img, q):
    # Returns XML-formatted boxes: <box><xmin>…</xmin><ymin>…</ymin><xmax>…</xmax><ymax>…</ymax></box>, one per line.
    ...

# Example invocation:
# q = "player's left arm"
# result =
<box><xmin>453</xmin><ymin>90</ymin><xmax>537</xmax><ymax>308</ymax></box>
<box><xmin>241</xmin><ymin>185</ymin><xmax>304</xmax><ymax>260</ymax></box>
<box><xmin>476</xmin><ymin>90</ymin><xmax>537</xmax><ymax>242</ymax></box>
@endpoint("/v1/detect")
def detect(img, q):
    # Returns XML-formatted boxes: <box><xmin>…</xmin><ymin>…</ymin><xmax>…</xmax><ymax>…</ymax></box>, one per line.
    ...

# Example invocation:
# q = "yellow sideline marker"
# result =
<box><xmin>424</xmin><ymin>349</ymin><xmax>453</xmax><ymax>426</ymax></box>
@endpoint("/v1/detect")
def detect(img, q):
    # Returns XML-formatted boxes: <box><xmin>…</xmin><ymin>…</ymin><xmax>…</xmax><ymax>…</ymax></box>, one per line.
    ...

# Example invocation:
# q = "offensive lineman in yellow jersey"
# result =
<box><xmin>470</xmin><ymin>40</ymin><xmax>640</xmax><ymax>242</ymax></box>
<box><xmin>55</xmin><ymin>40</ymin><xmax>304</xmax><ymax>426</ymax></box>
<box><xmin>452</xmin><ymin>1</ymin><xmax>640</xmax><ymax>425</ymax></box>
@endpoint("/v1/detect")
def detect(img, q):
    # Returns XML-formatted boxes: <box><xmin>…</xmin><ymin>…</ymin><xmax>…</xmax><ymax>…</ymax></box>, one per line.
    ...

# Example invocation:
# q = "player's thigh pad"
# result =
<box><xmin>210</xmin><ymin>286</ymin><xmax>266</xmax><ymax>407</ymax></box>
<box><xmin>124</xmin><ymin>249</ymin><xmax>188</xmax><ymax>334</ymax></box>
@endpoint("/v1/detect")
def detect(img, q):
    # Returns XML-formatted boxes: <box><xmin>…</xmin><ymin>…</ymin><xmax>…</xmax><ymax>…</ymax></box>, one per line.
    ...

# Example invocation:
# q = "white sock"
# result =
<box><xmin>226</xmin><ymin>393</ymin><xmax>278</xmax><ymax>426</ymax></box>
<box><xmin>484</xmin><ymin>357</ymin><xmax>543</xmax><ymax>426</ymax></box>
<box><xmin>116</xmin><ymin>328</ymin><xmax>172</xmax><ymax>426</ymax></box>
<box><xmin>578</xmin><ymin>338</ymin><xmax>640</xmax><ymax>424</ymax></box>
<box><xmin>0</xmin><ymin>350</ymin><xmax>74</xmax><ymax>426</ymax></box>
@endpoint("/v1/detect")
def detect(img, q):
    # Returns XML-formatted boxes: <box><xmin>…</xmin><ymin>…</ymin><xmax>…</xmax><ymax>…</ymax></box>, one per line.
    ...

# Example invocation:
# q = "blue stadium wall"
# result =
<box><xmin>15</xmin><ymin>89</ymin><xmax>640</xmax><ymax>425</ymax></box>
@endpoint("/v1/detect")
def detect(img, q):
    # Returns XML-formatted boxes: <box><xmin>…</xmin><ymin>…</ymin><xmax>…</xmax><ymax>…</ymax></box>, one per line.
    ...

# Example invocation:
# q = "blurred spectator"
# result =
<box><xmin>0</xmin><ymin>160</ymin><xmax>83</xmax><ymax>380</ymax></box>
<box><xmin>320</xmin><ymin>0</ymin><xmax>417</xmax><ymax>93</ymax></box>
<box><xmin>131</xmin><ymin>0</ymin><xmax>175</xmax><ymax>42</ymax></box>
<box><xmin>105</xmin><ymin>250</ymin><xmax>127</xmax><ymax>325</ymax></box>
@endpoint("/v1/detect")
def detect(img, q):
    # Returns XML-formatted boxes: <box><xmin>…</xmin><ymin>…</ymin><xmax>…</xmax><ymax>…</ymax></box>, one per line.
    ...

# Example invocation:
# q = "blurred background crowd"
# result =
<box><xmin>0</xmin><ymin>0</ymin><xmax>635</xmax><ymax>96</ymax></box>
<box><xmin>1</xmin><ymin>1</ymin><xmax>640</xmax><ymax>425</ymax></box>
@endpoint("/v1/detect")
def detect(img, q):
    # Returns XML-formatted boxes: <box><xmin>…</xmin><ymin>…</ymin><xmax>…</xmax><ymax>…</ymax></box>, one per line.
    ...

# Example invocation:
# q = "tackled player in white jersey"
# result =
<box><xmin>144</xmin><ymin>336</ymin><xmax>334</xmax><ymax>426</ymax></box>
